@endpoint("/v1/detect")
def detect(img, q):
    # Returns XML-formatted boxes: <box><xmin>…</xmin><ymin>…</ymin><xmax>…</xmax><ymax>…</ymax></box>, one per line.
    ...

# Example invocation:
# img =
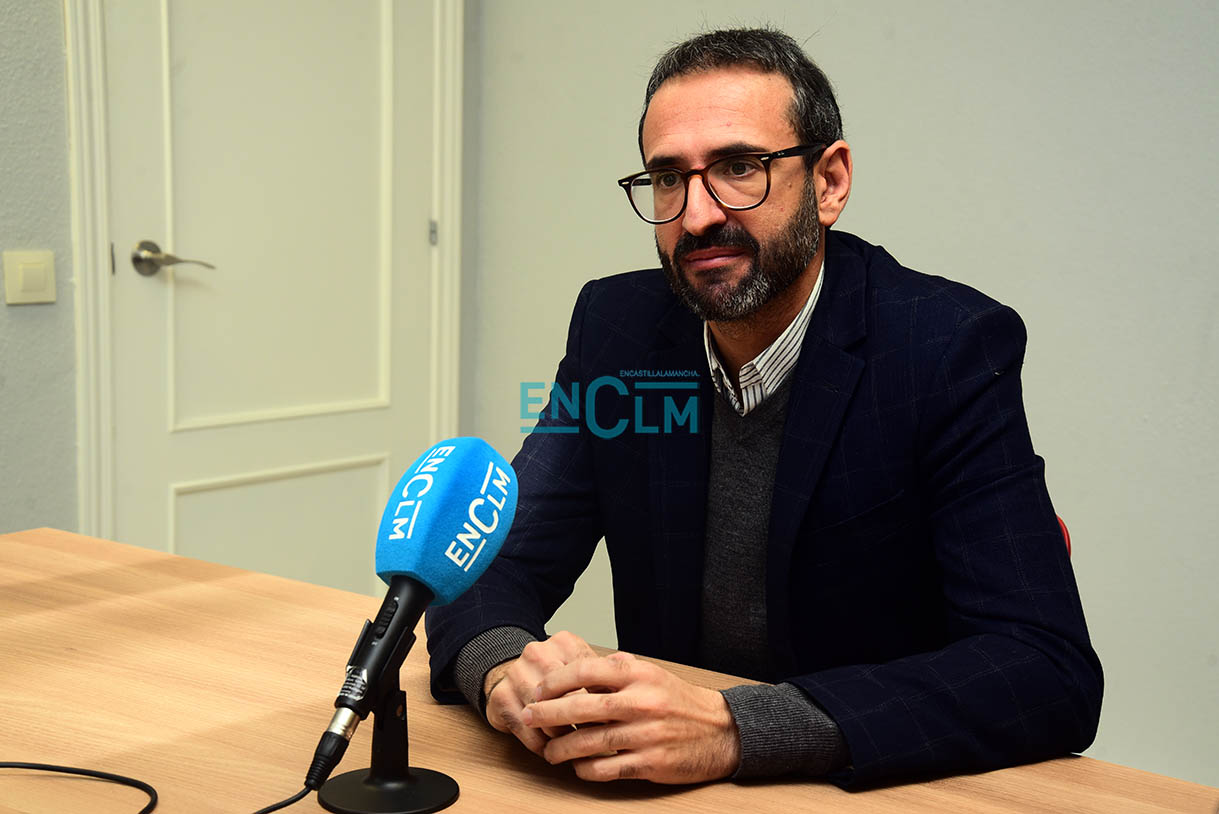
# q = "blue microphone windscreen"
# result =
<box><xmin>375</xmin><ymin>437</ymin><xmax>518</xmax><ymax>605</ymax></box>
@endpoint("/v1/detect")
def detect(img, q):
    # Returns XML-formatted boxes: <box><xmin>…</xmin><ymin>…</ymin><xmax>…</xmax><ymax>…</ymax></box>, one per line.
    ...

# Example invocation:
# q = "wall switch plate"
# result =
<box><xmin>3</xmin><ymin>250</ymin><xmax>56</xmax><ymax>304</ymax></box>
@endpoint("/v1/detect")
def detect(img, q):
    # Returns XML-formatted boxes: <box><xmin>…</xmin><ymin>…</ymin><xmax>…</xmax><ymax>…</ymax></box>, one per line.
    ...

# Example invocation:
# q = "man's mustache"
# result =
<box><xmin>673</xmin><ymin>224</ymin><xmax>759</xmax><ymax>264</ymax></box>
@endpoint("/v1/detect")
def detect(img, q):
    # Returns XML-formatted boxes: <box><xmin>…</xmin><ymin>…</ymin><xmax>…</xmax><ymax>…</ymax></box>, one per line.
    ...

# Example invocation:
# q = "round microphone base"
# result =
<box><xmin>317</xmin><ymin>767</ymin><xmax>459</xmax><ymax>814</ymax></box>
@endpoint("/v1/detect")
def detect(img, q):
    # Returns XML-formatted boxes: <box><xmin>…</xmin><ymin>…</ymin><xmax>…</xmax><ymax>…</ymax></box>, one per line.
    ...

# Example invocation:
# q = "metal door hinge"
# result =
<box><xmin>429</xmin><ymin>220</ymin><xmax>439</xmax><ymax>246</ymax></box>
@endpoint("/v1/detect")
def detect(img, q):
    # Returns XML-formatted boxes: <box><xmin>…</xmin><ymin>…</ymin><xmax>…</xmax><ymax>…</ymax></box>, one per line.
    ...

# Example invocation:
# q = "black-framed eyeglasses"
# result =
<box><xmin>616</xmin><ymin>144</ymin><xmax>825</xmax><ymax>225</ymax></box>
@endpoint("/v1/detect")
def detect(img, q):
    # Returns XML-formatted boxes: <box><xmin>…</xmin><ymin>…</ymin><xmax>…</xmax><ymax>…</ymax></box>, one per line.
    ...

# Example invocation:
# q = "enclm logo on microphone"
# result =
<box><xmin>384</xmin><ymin>443</ymin><xmax>512</xmax><ymax>574</ymax></box>
<box><xmin>443</xmin><ymin>460</ymin><xmax>511</xmax><ymax>573</ymax></box>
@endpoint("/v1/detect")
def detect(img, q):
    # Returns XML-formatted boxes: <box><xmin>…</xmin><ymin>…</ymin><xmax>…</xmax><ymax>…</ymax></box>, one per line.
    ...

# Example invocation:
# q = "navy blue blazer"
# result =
<box><xmin>426</xmin><ymin>230</ymin><xmax>1102</xmax><ymax>786</ymax></box>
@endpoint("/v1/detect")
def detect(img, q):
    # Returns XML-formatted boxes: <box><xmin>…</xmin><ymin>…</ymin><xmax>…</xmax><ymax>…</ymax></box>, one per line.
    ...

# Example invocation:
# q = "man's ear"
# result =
<box><xmin>815</xmin><ymin>140</ymin><xmax>852</xmax><ymax>228</ymax></box>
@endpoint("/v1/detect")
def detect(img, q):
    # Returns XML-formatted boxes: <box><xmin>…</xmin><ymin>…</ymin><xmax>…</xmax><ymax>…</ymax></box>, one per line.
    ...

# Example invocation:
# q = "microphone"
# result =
<box><xmin>304</xmin><ymin>437</ymin><xmax>518</xmax><ymax>792</ymax></box>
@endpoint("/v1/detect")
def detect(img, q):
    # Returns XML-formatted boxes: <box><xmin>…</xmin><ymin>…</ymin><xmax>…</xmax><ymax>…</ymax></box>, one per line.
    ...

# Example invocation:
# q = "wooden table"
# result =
<box><xmin>1</xmin><ymin>529</ymin><xmax>1215</xmax><ymax>813</ymax></box>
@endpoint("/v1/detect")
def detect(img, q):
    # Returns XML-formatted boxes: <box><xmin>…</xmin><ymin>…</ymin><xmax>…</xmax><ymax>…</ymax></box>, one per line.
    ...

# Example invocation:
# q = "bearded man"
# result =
<box><xmin>425</xmin><ymin>27</ymin><xmax>1102</xmax><ymax>788</ymax></box>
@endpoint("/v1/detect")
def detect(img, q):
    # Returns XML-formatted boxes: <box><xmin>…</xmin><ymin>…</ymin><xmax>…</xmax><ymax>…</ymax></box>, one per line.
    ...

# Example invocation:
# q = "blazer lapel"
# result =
<box><xmin>766</xmin><ymin>234</ymin><xmax>867</xmax><ymax>674</ymax></box>
<box><xmin>646</xmin><ymin>301</ymin><xmax>712</xmax><ymax>665</ymax></box>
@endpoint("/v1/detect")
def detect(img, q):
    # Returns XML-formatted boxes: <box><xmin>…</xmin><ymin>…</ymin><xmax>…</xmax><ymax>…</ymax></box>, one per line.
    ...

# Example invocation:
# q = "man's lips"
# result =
<box><xmin>680</xmin><ymin>247</ymin><xmax>749</xmax><ymax>272</ymax></box>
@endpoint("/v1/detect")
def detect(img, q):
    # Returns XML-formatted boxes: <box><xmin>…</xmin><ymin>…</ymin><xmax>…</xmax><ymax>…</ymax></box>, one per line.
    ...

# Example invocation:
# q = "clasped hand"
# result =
<box><xmin>483</xmin><ymin>630</ymin><xmax>740</xmax><ymax>783</ymax></box>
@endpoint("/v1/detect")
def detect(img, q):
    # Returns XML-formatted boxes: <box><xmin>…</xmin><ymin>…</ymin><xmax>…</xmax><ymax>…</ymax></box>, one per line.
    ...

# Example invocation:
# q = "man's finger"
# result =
<box><xmin>546</xmin><ymin>630</ymin><xmax>598</xmax><ymax>661</ymax></box>
<box><xmin>487</xmin><ymin>674</ymin><xmax>554</xmax><ymax>755</ymax></box>
<box><xmin>572</xmin><ymin>753</ymin><xmax>645</xmax><ymax>783</ymax></box>
<box><xmin>492</xmin><ymin>702</ymin><xmax>549</xmax><ymax>755</ymax></box>
<box><xmin>535</xmin><ymin>655</ymin><xmax>635</xmax><ymax>701</ymax></box>
<box><xmin>543</xmin><ymin>721</ymin><xmax>640</xmax><ymax>765</ymax></box>
<box><xmin>539</xmin><ymin>687</ymin><xmax>590</xmax><ymax>737</ymax></box>
<box><xmin>523</xmin><ymin>691</ymin><xmax>627</xmax><ymax>728</ymax></box>
<box><xmin>508</xmin><ymin>719</ymin><xmax>550</xmax><ymax>756</ymax></box>
<box><xmin>518</xmin><ymin>640</ymin><xmax>569</xmax><ymax>678</ymax></box>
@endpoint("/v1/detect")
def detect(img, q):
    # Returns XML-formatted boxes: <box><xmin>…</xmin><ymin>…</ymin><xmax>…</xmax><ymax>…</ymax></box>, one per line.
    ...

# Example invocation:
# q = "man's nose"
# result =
<box><xmin>681</xmin><ymin>175</ymin><xmax>728</xmax><ymax>235</ymax></box>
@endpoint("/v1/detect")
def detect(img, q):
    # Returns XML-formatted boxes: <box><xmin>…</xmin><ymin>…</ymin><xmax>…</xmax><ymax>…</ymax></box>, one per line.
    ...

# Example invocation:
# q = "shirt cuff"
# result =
<box><xmin>721</xmin><ymin>682</ymin><xmax>850</xmax><ymax>778</ymax></box>
<box><xmin>452</xmin><ymin>626</ymin><xmax>539</xmax><ymax>715</ymax></box>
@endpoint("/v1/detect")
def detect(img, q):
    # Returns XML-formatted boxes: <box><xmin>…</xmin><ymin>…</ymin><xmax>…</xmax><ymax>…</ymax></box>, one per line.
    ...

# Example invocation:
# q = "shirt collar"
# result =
<box><xmin>703</xmin><ymin>259</ymin><xmax>825</xmax><ymax>416</ymax></box>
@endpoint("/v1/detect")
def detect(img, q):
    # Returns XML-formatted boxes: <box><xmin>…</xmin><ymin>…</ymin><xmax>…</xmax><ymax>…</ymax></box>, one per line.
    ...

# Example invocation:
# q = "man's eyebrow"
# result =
<box><xmin>644</xmin><ymin>142</ymin><xmax>771</xmax><ymax>170</ymax></box>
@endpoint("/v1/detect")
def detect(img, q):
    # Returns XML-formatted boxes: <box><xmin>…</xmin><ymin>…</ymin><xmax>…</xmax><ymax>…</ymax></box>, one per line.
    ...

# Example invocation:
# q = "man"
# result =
<box><xmin>426</xmin><ymin>28</ymin><xmax>1102</xmax><ymax>787</ymax></box>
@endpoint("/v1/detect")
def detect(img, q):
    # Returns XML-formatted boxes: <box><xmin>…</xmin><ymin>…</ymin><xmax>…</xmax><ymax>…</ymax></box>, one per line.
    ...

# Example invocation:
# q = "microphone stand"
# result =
<box><xmin>317</xmin><ymin>633</ymin><xmax>459</xmax><ymax>814</ymax></box>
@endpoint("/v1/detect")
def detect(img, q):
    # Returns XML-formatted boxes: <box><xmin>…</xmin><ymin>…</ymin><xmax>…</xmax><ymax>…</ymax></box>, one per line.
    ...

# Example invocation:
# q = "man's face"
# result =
<box><xmin>641</xmin><ymin>68</ymin><xmax>821</xmax><ymax>322</ymax></box>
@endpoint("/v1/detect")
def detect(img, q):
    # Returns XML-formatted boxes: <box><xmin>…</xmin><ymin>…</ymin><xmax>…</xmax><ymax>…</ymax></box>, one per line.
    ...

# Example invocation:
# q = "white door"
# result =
<box><xmin>101</xmin><ymin>0</ymin><xmax>457</xmax><ymax>594</ymax></box>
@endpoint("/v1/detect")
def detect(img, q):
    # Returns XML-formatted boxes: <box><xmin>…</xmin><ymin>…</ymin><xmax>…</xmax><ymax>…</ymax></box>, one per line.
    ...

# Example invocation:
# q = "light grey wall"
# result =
<box><xmin>459</xmin><ymin>0</ymin><xmax>1219</xmax><ymax>788</ymax></box>
<box><xmin>0</xmin><ymin>0</ymin><xmax>78</xmax><ymax>534</ymax></box>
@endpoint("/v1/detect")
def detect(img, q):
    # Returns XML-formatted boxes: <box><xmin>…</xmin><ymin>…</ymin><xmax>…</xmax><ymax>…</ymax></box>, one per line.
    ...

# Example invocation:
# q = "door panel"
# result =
<box><xmin>173</xmin><ymin>455</ymin><xmax>387</xmax><ymax>589</ymax></box>
<box><xmin>168</xmin><ymin>0</ymin><xmax>385</xmax><ymax>425</ymax></box>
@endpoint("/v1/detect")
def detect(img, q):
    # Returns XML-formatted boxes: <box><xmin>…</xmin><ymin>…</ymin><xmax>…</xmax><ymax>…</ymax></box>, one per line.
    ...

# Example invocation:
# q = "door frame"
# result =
<box><xmin>63</xmin><ymin>0</ymin><xmax>466</xmax><ymax>539</ymax></box>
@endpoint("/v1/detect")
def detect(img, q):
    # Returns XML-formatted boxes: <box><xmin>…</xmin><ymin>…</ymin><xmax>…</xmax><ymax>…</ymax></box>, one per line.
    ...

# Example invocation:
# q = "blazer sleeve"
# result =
<box><xmin>789</xmin><ymin>304</ymin><xmax>1104</xmax><ymax>787</ymax></box>
<box><xmin>425</xmin><ymin>281</ymin><xmax>606</xmax><ymax>703</ymax></box>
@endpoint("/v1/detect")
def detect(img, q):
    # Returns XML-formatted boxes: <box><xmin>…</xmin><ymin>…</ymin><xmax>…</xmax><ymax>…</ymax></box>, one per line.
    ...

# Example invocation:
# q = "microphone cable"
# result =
<box><xmin>252</xmin><ymin>785</ymin><xmax>312</xmax><ymax>813</ymax></box>
<box><xmin>0</xmin><ymin>761</ymin><xmax>157</xmax><ymax>812</ymax></box>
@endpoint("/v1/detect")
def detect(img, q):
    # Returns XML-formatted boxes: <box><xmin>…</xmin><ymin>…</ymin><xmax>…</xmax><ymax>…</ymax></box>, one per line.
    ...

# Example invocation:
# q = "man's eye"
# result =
<box><xmin>724</xmin><ymin>159</ymin><xmax>759</xmax><ymax>177</ymax></box>
<box><xmin>653</xmin><ymin>171</ymin><xmax>681</xmax><ymax>189</ymax></box>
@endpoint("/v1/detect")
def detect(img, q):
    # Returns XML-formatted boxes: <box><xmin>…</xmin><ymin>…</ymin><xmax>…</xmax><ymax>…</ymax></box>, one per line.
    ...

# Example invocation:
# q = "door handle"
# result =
<box><xmin>131</xmin><ymin>240</ymin><xmax>216</xmax><ymax>276</ymax></box>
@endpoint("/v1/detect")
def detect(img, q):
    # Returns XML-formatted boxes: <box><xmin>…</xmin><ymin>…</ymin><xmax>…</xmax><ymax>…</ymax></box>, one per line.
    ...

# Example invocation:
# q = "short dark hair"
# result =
<box><xmin>638</xmin><ymin>27</ymin><xmax>843</xmax><ymax>168</ymax></box>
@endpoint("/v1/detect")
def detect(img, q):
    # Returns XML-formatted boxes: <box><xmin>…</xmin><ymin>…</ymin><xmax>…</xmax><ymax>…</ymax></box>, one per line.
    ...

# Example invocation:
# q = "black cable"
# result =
<box><xmin>0</xmin><ymin>761</ymin><xmax>158</xmax><ymax>813</ymax></box>
<box><xmin>252</xmin><ymin>785</ymin><xmax>312</xmax><ymax>813</ymax></box>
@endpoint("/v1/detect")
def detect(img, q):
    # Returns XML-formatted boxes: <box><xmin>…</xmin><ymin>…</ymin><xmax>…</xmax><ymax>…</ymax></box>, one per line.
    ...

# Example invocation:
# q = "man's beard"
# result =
<box><xmin>657</xmin><ymin>177</ymin><xmax>820</xmax><ymax>322</ymax></box>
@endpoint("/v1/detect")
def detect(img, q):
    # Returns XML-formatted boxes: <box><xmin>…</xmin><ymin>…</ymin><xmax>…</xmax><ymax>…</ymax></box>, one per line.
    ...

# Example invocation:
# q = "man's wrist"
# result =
<box><xmin>707</xmin><ymin>686</ymin><xmax>743</xmax><ymax>777</ymax></box>
<box><xmin>452</xmin><ymin>626</ymin><xmax>538</xmax><ymax>714</ymax></box>
<box><xmin>483</xmin><ymin>660</ymin><xmax>514</xmax><ymax>705</ymax></box>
